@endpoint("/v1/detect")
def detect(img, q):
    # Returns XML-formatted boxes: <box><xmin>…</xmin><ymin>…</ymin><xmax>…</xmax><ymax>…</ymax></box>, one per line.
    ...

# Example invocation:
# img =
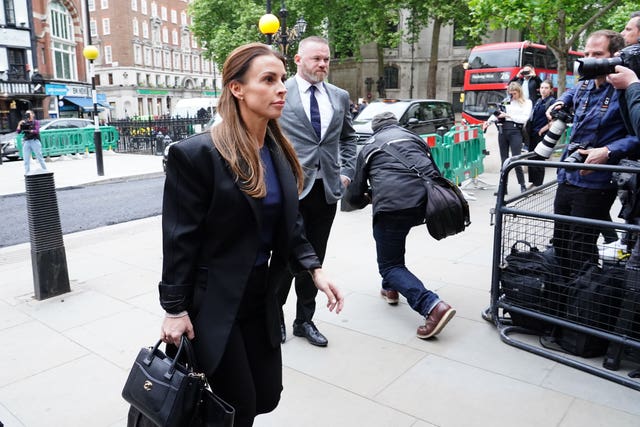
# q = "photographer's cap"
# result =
<box><xmin>371</xmin><ymin>111</ymin><xmax>398</xmax><ymax>132</ymax></box>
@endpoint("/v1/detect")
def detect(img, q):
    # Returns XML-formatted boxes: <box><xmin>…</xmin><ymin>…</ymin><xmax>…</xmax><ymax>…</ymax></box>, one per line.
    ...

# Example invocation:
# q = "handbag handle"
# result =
<box><xmin>510</xmin><ymin>239</ymin><xmax>538</xmax><ymax>253</ymax></box>
<box><xmin>144</xmin><ymin>335</ymin><xmax>198</xmax><ymax>380</ymax></box>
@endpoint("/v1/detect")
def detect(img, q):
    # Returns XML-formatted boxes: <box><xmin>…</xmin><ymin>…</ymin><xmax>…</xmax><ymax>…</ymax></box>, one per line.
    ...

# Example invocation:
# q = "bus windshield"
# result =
<box><xmin>467</xmin><ymin>48</ymin><xmax>520</xmax><ymax>69</ymax></box>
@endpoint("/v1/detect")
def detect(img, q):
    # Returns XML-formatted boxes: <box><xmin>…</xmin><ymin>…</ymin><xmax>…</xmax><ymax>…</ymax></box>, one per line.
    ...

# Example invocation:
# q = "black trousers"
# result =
<box><xmin>498</xmin><ymin>124</ymin><xmax>525</xmax><ymax>187</ymax></box>
<box><xmin>276</xmin><ymin>179</ymin><xmax>337</xmax><ymax>323</ymax></box>
<box><xmin>527</xmin><ymin>131</ymin><xmax>546</xmax><ymax>186</ymax></box>
<box><xmin>553</xmin><ymin>183</ymin><xmax>617</xmax><ymax>276</ymax></box>
<box><xmin>210</xmin><ymin>264</ymin><xmax>282</xmax><ymax>427</ymax></box>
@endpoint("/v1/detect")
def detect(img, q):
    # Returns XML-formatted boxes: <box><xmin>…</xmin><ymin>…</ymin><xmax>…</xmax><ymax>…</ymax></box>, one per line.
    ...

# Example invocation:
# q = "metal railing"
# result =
<box><xmin>110</xmin><ymin>117</ymin><xmax>209</xmax><ymax>154</ymax></box>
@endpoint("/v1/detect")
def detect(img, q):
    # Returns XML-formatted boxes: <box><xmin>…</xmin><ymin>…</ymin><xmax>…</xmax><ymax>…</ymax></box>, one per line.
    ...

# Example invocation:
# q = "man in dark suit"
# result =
<box><xmin>275</xmin><ymin>36</ymin><xmax>357</xmax><ymax>347</ymax></box>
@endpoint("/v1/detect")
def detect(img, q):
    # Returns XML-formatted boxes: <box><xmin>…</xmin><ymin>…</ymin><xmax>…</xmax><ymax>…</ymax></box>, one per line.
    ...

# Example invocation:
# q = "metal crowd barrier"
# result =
<box><xmin>488</xmin><ymin>153</ymin><xmax>640</xmax><ymax>390</ymax></box>
<box><xmin>16</xmin><ymin>126</ymin><xmax>119</xmax><ymax>158</ymax></box>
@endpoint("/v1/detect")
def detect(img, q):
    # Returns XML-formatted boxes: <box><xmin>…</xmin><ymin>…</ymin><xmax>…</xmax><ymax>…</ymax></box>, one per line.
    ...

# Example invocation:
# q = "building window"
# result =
<box><xmin>453</xmin><ymin>22</ymin><xmax>467</xmax><ymax>47</ymax></box>
<box><xmin>131</xmin><ymin>0</ymin><xmax>137</xmax><ymax>11</ymax></box>
<box><xmin>104</xmin><ymin>45</ymin><xmax>112</xmax><ymax>64</ymax></box>
<box><xmin>383</xmin><ymin>65</ymin><xmax>399</xmax><ymax>89</ymax></box>
<box><xmin>50</xmin><ymin>1</ymin><xmax>77</xmax><ymax>80</ymax></box>
<box><xmin>132</xmin><ymin>18</ymin><xmax>139</xmax><ymax>36</ymax></box>
<box><xmin>144</xmin><ymin>47</ymin><xmax>152</xmax><ymax>66</ymax></box>
<box><xmin>134</xmin><ymin>45</ymin><xmax>142</xmax><ymax>64</ymax></box>
<box><xmin>90</xmin><ymin>19</ymin><xmax>98</xmax><ymax>37</ymax></box>
<box><xmin>108</xmin><ymin>73</ymin><xmax>113</xmax><ymax>84</ymax></box>
<box><xmin>451</xmin><ymin>64</ymin><xmax>464</xmax><ymax>87</ymax></box>
<box><xmin>152</xmin><ymin>23</ymin><xmax>161</xmax><ymax>46</ymax></box>
<box><xmin>161</xmin><ymin>6</ymin><xmax>167</xmax><ymax>20</ymax></box>
<box><xmin>164</xmin><ymin>51</ymin><xmax>171</xmax><ymax>69</ymax></box>
<box><xmin>171</xmin><ymin>10</ymin><xmax>177</xmax><ymax>23</ymax></box>
<box><xmin>141</xmin><ymin>0</ymin><xmax>147</xmax><ymax>15</ymax></box>
<box><xmin>172</xmin><ymin>29</ymin><xmax>178</xmax><ymax>45</ymax></box>
<box><xmin>162</xmin><ymin>27</ymin><xmax>168</xmax><ymax>43</ymax></box>
<box><xmin>4</xmin><ymin>0</ymin><xmax>16</xmax><ymax>26</ymax></box>
<box><xmin>151</xmin><ymin>2</ymin><xmax>157</xmax><ymax>17</ymax></box>
<box><xmin>173</xmin><ymin>52</ymin><xmax>181</xmax><ymax>70</ymax></box>
<box><xmin>102</xmin><ymin>18</ymin><xmax>110</xmax><ymax>35</ymax></box>
<box><xmin>101</xmin><ymin>0</ymin><xmax>108</xmax><ymax>9</ymax></box>
<box><xmin>191</xmin><ymin>35</ymin><xmax>197</xmax><ymax>49</ymax></box>
<box><xmin>193</xmin><ymin>56</ymin><xmax>199</xmax><ymax>73</ymax></box>
<box><xmin>88</xmin><ymin>0</ymin><xmax>95</xmax><ymax>12</ymax></box>
<box><xmin>183</xmin><ymin>55</ymin><xmax>190</xmax><ymax>72</ymax></box>
<box><xmin>142</xmin><ymin>22</ymin><xmax>149</xmax><ymax>38</ymax></box>
<box><xmin>7</xmin><ymin>48</ymin><xmax>27</xmax><ymax>80</ymax></box>
<box><xmin>180</xmin><ymin>12</ymin><xmax>187</xmax><ymax>25</ymax></box>
<box><xmin>154</xmin><ymin>49</ymin><xmax>162</xmax><ymax>67</ymax></box>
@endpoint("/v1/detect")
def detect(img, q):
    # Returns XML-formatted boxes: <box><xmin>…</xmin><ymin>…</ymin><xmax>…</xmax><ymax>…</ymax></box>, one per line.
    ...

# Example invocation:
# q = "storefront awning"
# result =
<box><xmin>63</xmin><ymin>97</ymin><xmax>110</xmax><ymax>110</ymax></box>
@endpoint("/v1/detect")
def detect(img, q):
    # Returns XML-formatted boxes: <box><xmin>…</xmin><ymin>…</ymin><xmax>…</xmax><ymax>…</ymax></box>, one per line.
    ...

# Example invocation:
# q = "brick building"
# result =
<box><xmin>88</xmin><ymin>0</ymin><xmax>219</xmax><ymax>119</ymax></box>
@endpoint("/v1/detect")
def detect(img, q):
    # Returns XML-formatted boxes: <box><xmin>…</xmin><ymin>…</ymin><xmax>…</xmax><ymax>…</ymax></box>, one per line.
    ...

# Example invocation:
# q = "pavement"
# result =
<box><xmin>1</xmin><ymin>133</ymin><xmax>639</xmax><ymax>427</ymax></box>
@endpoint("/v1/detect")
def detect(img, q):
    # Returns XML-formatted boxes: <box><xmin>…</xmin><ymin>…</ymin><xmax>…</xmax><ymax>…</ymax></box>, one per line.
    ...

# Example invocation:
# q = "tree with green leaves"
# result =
<box><xmin>468</xmin><ymin>0</ymin><xmax>624</xmax><ymax>94</ymax></box>
<box><xmin>402</xmin><ymin>0</ymin><xmax>474</xmax><ymax>98</ymax></box>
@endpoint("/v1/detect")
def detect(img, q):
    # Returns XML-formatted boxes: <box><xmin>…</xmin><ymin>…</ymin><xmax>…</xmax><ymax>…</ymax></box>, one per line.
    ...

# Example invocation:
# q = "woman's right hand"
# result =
<box><xmin>161</xmin><ymin>314</ymin><xmax>195</xmax><ymax>346</ymax></box>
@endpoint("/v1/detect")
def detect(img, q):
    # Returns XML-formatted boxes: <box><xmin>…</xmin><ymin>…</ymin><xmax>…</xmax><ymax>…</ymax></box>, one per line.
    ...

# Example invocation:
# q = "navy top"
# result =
<box><xmin>531</xmin><ymin>96</ymin><xmax>555</xmax><ymax>134</ymax></box>
<box><xmin>255</xmin><ymin>144</ymin><xmax>283</xmax><ymax>265</ymax></box>
<box><xmin>557</xmin><ymin>80</ymin><xmax>639</xmax><ymax>188</ymax></box>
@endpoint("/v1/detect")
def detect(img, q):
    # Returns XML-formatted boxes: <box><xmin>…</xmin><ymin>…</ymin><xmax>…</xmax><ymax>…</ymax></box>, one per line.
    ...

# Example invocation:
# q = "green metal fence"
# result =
<box><xmin>16</xmin><ymin>126</ymin><xmax>119</xmax><ymax>158</ymax></box>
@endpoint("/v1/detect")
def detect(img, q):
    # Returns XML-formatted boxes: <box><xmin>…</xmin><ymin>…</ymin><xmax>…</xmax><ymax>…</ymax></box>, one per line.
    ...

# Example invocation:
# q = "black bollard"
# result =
<box><xmin>25</xmin><ymin>171</ymin><xmax>70</xmax><ymax>300</ymax></box>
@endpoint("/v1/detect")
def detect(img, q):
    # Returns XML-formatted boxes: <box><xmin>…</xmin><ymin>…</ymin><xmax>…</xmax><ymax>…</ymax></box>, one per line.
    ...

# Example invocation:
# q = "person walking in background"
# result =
<box><xmin>345</xmin><ymin>112</ymin><xmax>456</xmax><ymax>339</ymax></box>
<box><xmin>527</xmin><ymin>79</ymin><xmax>556</xmax><ymax>188</ymax></box>
<box><xmin>483</xmin><ymin>81</ymin><xmax>532</xmax><ymax>193</ymax></box>
<box><xmin>159</xmin><ymin>43</ymin><xmax>344</xmax><ymax>427</ymax></box>
<box><xmin>17</xmin><ymin>110</ymin><xmax>47</xmax><ymax>174</ymax></box>
<box><xmin>273</xmin><ymin>36</ymin><xmax>357</xmax><ymax>347</ymax></box>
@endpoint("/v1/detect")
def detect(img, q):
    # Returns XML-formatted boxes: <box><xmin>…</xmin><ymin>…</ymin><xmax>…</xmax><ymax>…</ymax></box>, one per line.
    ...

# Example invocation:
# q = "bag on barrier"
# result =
<box><xmin>500</xmin><ymin>240</ymin><xmax>562</xmax><ymax>332</ymax></box>
<box><xmin>555</xmin><ymin>263</ymin><xmax>625</xmax><ymax>358</ymax></box>
<box><xmin>122</xmin><ymin>336</ymin><xmax>235</xmax><ymax>427</ymax></box>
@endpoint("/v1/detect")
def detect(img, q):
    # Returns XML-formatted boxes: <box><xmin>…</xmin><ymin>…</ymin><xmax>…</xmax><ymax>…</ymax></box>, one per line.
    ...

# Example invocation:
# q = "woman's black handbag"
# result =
<box><xmin>379</xmin><ymin>140</ymin><xmax>471</xmax><ymax>240</ymax></box>
<box><xmin>122</xmin><ymin>336</ymin><xmax>235</xmax><ymax>427</ymax></box>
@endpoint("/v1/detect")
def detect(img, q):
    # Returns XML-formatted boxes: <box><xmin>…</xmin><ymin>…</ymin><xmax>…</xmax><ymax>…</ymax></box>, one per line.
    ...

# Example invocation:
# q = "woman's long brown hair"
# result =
<box><xmin>212</xmin><ymin>42</ymin><xmax>303</xmax><ymax>198</ymax></box>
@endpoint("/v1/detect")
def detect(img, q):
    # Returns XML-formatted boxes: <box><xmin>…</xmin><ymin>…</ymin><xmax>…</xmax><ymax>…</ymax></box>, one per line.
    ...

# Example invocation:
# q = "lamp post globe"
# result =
<box><xmin>82</xmin><ymin>45</ymin><xmax>99</xmax><ymax>61</ymax></box>
<box><xmin>259</xmin><ymin>13</ymin><xmax>280</xmax><ymax>36</ymax></box>
<box><xmin>82</xmin><ymin>44</ymin><xmax>104</xmax><ymax>176</ymax></box>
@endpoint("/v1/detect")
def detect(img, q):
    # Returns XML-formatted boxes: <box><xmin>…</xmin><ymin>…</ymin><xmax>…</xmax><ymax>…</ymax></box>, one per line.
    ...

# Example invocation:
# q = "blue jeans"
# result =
<box><xmin>373</xmin><ymin>207</ymin><xmax>440</xmax><ymax>317</ymax></box>
<box><xmin>22</xmin><ymin>138</ymin><xmax>47</xmax><ymax>174</ymax></box>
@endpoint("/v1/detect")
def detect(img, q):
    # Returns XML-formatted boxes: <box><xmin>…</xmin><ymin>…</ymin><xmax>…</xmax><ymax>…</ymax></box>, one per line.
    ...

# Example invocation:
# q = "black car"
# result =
<box><xmin>353</xmin><ymin>99</ymin><xmax>455</xmax><ymax>145</ymax></box>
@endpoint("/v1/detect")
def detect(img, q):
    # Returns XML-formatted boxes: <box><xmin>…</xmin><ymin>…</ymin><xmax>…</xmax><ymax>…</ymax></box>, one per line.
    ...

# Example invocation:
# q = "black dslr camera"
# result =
<box><xmin>574</xmin><ymin>43</ymin><xmax>640</xmax><ymax>80</ymax></box>
<box><xmin>534</xmin><ymin>105</ymin><xmax>574</xmax><ymax>158</ymax></box>
<box><xmin>563</xmin><ymin>142</ymin><xmax>587</xmax><ymax>163</ymax></box>
<box><xmin>20</xmin><ymin>114</ymin><xmax>33</xmax><ymax>132</ymax></box>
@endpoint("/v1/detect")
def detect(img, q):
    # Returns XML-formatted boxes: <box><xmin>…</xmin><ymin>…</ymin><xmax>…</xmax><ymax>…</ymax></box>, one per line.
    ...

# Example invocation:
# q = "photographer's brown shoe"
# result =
<box><xmin>380</xmin><ymin>289</ymin><xmax>399</xmax><ymax>305</ymax></box>
<box><xmin>417</xmin><ymin>301</ymin><xmax>456</xmax><ymax>339</ymax></box>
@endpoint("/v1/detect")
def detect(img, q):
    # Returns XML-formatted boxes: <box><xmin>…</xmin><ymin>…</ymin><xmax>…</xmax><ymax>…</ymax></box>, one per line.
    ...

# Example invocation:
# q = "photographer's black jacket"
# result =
<box><xmin>345</xmin><ymin>124</ymin><xmax>438</xmax><ymax>216</ymax></box>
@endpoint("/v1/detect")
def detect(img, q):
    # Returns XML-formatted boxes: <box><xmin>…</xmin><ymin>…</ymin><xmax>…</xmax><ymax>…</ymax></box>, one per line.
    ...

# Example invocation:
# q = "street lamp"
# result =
<box><xmin>258</xmin><ymin>0</ymin><xmax>307</xmax><ymax>60</ymax></box>
<box><xmin>82</xmin><ymin>45</ymin><xmax>104</xmax><ymax>176</ymax></box>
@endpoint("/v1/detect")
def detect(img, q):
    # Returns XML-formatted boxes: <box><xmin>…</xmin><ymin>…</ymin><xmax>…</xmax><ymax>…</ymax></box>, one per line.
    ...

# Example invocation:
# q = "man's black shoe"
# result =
<box><xmin>280</xmin><ymin>320</ymin><xmax>287</xmax><ymax>344</ymax></box>
<box><xmin>293</xmin><ymin>321</ymin><xmax>328</xmax><ymax>347</ymax></box>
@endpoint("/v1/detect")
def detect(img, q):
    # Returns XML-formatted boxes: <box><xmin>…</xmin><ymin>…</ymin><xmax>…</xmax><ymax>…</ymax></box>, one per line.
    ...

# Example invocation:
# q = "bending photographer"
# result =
<box><xmin>546</xmin><ymin>30</ymin><xmax>640</xmax><ymax>276</ymax></box>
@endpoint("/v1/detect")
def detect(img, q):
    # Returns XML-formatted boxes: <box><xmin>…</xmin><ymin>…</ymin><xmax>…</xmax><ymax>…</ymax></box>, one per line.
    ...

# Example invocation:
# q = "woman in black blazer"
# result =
<box><xmin>159</xmin><ymin>43</ymin><xmax>344</xmax><ymax>427</ymax></box>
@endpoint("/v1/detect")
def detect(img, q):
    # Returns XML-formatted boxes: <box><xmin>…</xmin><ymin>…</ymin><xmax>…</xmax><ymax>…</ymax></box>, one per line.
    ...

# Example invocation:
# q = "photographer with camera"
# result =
<box><xmin>546</xmin><ymin>30</ymin><xmax>640</xmax><ymax>276</ymax></box>
<box><xmin>527</xmin><ymin>79</ymin><xmax>556</xmax><ymax>187</ymax></box>
<box><xmin>483</xmin><ymin>82</ymin><xmax>532</xmax><ymax>193</ymax></box>
<box><xmin>17</xmin><ymin>110</ymin><xmax>47</xmax><ymax>174</ymax></box>
<box><xmin>510</xmin><ymin>64</ymin><xmax>542</xmax><ymax>103</ymax></box>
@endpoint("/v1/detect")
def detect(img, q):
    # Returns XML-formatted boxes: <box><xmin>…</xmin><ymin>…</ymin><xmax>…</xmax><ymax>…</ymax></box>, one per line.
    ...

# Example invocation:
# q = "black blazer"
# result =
<box><xmin>160</xmin><ymin>132</ymin><xmax>321</xmax><ymax>375</ymax></box>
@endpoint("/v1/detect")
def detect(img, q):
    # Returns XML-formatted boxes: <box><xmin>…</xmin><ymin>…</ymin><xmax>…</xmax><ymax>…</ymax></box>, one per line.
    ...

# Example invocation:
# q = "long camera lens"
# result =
<box><xmin>535</xmin><ymin>118</ymin><xmax>568</xmax><ymax>159</ymax></box>
<box><xmin>574</xmin><ymin>57</ymin><xmax>623</xmax><ymax>80</ymax></box>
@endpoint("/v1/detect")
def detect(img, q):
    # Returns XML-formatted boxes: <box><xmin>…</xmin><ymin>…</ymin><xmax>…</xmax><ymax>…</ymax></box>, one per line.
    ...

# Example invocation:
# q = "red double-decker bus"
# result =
<box><xmin>461</xmin><ymin>41</ymin><xmax>583</xmax><ymax>124</ymax></box>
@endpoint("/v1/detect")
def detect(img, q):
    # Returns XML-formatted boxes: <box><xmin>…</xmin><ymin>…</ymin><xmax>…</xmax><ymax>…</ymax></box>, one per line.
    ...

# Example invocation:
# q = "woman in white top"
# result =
<box><xmin>483</xmin><ymin>81</ymin><xmax>533</xmax><ymax>193</ymax></box>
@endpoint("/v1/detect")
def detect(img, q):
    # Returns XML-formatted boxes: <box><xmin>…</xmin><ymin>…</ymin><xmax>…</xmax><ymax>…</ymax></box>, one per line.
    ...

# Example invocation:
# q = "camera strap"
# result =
<box><xmin>576</xmin><ymin>81</ymin><xmax>614</xmax><ymax>136</ymax></box>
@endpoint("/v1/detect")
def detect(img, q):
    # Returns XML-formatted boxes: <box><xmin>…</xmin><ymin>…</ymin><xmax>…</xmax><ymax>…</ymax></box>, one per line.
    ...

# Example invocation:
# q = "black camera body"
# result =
<box><xmin>563</xmin><ymin>142</ymin><xmax>588</xmax><ymax>163</ymax></box>
<box><xmin>614</xmin><ymin>159</ymin><xmax>640</xmax><ymax>221</ymax></box>
<box><xmin>20</xmin><ymin>120</ymin><xmax>33</xmax><ymax>132</ymax></box>
<box><xmin>521</xmin><ymin>70</ymin><xmax>531</xmax><ymax>76</ymax></box>
<box><xmin>534</xmin><ymin>105</ymin><xmax>574</xmax><ymax>158</ymax></box>
<box><xmin>575</xmin><ymin>43</ymin><xmax>640</xmax><ymax>80</ymax></box>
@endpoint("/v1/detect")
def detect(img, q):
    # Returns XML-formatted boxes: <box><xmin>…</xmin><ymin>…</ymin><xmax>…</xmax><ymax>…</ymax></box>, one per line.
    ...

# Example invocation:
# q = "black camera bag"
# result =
<box><xmin>555</xmin><ymin>262</ymin><xmax>625</xmax><ymax>358</ymax></box>
<box><xmin>500</xmin><ymin>240</ymin><xmax>562</xmax><ymax>332</ymax></box>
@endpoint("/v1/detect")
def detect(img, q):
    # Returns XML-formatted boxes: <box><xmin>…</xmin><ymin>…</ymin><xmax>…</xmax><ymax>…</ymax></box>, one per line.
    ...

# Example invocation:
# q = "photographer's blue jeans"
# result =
<box><xmin>373</xmin><ymin>207</ymin><xmax>440</xmax><ymax>317</ymax></box>
<box><xmin>22</xmin><ymin>138</ymin><xmax>47</xmax><ymax>174</ymax></box>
